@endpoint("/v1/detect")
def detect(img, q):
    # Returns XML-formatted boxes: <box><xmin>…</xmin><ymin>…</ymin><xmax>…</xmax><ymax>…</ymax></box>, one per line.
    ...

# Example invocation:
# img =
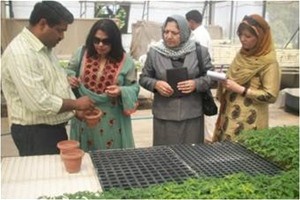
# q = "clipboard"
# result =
<box><xmin>166</xmin><ymin>67</ymin><xmax>188</xmax><ymax>97</ymax></box>
<box><xmin>207</xmin><ymin>70</ymin><xmax>226</xmax><ymax>81</ymax></box>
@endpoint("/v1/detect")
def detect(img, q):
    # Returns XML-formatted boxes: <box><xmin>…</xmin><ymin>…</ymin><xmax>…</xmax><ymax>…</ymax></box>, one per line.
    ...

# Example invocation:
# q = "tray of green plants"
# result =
<box><xmin>40</xmin><ymin>126</ymin><xmax>299</xmax><ymax>199</ymax></box>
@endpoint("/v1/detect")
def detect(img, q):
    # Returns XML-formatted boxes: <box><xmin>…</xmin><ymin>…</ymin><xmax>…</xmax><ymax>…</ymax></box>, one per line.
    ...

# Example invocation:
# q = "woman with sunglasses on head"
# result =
<box><xmin>66</xmin><ymin>19</ymin><xmax>139</xmax><ymax>151</ymax></box>
<box><xmin>213</xmin><ymin>14</ymin><xmax>280</xmax><ymax>142</ymax></box>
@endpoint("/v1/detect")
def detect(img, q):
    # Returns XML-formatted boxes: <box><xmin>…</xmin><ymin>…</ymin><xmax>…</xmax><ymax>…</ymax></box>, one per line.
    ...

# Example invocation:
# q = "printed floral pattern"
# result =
<box><xmin>82</xmin><ymin>57</ymin><xmax>119</xmax><ymax>94</ymax></box>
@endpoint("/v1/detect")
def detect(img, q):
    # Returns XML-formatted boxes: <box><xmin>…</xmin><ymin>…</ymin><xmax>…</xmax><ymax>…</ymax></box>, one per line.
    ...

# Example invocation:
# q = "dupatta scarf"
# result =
<box><xmin>214</xmin><ymin>14</ymin><xmax>278</xmax><ymax>139</ymax></box>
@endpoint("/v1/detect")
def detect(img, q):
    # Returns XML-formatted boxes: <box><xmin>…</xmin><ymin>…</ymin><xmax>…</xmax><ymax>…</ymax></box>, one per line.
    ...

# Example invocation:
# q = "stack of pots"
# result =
<box><xmin>57</xmin><ymin>140</ymin><xmax>84</xmax><ymax>173</ymax></box>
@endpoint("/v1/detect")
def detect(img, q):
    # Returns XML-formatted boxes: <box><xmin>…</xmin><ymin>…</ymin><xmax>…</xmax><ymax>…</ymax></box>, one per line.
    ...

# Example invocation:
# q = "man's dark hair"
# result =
<box><xmin>185</xmin><ymin>10</ymin><xmax>203</xmax><ymax>24</ymax></box>
<box><xmin>29</xmin><ymin>1</ymin><xmax>74</xmax><ymax>27</ymax></box>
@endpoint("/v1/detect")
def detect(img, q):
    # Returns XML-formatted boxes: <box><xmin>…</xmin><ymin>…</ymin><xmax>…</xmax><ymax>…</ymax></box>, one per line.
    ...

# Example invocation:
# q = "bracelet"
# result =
<box><xmin>242</xmin><ymin>87</ymin><xmax>248</xmax><ymax>97</ymax></box>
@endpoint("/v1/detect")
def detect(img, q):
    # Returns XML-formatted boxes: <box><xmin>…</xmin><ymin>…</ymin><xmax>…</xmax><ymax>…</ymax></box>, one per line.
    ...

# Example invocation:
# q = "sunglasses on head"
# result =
<box><xmin>93</xmin><ymin>37</ymin><xmax>111</xmax><ymax>45</ymax></box>
<box><xmin>242</xmin><ymin>15</ymin><xmax>263</xmax><ymax>29</ymax></box>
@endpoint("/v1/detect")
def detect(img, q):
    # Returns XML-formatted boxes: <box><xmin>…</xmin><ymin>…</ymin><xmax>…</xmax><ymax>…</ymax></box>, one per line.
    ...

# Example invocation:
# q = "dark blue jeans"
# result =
<box><xmin>11</xmin><ymin>123</ymin><xmax>68</xmax><ymax>156</ymax></box>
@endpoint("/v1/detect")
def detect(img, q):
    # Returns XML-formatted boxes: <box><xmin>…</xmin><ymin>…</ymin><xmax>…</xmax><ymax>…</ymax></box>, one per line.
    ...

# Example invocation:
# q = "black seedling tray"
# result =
<box><xmin>89</xmin><ymin>141</ymin><xmax>282</xmax><ymax>190</ymax></box>
<box><xmin>89</xmin><ymin>146</ymin><xmax>197</xmax><ymax>190</ymax></box>
<box><xmin>170</xmin><ymin>141</ymin><xmax>282</xmax><ymax>177</ymax></box>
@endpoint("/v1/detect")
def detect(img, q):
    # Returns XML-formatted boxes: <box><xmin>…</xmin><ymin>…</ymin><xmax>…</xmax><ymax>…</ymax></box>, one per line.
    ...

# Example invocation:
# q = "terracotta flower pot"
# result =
<box><xmin>84</xmin><ymin>108</ymin><xmax>103</xmax><ymax>128</ymax></box>
<box><xmin>57</xmin><ymin>140</ymin><xmax>80</xmax><ymax>156</ymax></box>
<box><xmin>61</xmin><ymin>148</ymin><xmax>85</xmax><ymax>173</ymax></box>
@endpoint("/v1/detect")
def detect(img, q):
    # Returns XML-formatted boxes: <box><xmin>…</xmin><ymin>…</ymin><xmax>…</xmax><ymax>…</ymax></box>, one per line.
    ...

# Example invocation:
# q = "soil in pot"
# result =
<box><xmin>61</xmin><ymin>148</ymin><xmax>85</xmax><ymax>173</ymax></box>
<box><xmin>57</xmin><ymin>140</ymin><xmax>80</xmax><ymax>155</ymax></box>
<box><xmin>84</xmin><ymin>108</ymin><xmax>103</xmax><ymax>128</ymax></box>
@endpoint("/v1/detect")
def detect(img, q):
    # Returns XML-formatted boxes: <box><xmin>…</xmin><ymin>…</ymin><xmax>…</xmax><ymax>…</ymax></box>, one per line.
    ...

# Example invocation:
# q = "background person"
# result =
<box><xmin>1</xmin><ymin>1</ymin><xmax>95</xmax><ymax>156</ymax></box>
<box><xmin>66</xmin><ymin>19</ymin><xmax>139</xmax><ymax>151</ymax></box>
<box><xmin>186</xmin><ymin>10</ymin><xmax>213</xmax><ymax>59</ymax></box>
<box><xmin>186</xmin><ymin>9</ymin><xmax>215</xmax><ymax>142</ymax></box>
<box><xmin>139</xmin><ymin>15</ymin><xmax>214</xmax><ymax>146</ymax></box>
<box><xmin>213</xmin><ymin>14</ymin><xmax>281</xmax><ymax>141</ymax></box>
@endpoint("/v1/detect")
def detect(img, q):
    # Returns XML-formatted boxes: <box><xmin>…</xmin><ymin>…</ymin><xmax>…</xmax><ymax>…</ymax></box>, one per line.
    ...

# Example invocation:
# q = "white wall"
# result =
<box><xmin>7</xmin><ymin>0</ymin><xmax>268</xmax><ymax>47</ymax></box>
<box><xmin>11</xmin><ymin>1</ymin><xmax>95</xmax><ymax>18</ymax></box>
<box><xmin>9</xmin><ymin>1</ymin><xmax>264</xmax><ymax>38</ymax></box>
<box><xmin>10</xmin><ymin>1</ymin><xmax>207</xmax><ymax>33</ymax></box>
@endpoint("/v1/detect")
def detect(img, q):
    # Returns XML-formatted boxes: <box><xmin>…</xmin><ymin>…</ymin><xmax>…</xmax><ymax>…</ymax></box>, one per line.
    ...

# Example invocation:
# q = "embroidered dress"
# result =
<box><xmin>213</xmin><ymin>14</ymin><xmax>280</xmax><ymax>141</ymax></box>
<box><xmin>67</xmin><ymin>48</ymin><xmax>139</xmax><ymax>150</ymax></box>
<box><xmin>214</xmin><ymin>56</ymin><xmax>280</xmax><ymax>141</ymax></box>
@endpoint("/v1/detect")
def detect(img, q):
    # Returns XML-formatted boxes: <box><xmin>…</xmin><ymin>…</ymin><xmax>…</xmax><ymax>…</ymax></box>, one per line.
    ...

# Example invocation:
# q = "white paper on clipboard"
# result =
<box><xmin>207</xmin><ymin>70</ymin><xmax>227</xmax><ymax>81</ymax></box>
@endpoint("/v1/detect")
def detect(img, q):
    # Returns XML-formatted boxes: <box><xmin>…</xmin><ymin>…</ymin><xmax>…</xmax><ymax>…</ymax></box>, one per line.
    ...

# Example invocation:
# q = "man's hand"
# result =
<box><xmin>74</xmin><ymin>96</ymin><xmax>95</xmax><ymax>110</ymax></box>
<box><xmin>75</xmin><ymin>110</ymin><xmax>85</xmax><ymax>121</ymax></box>
<box><xmin>59</xmin><ymin>96</ymin><xmax>95</xmax><ymax>113</ymax></box>
<box><xmin>67</xmin><ymin>76</ymin><xmax>80</xmax><ymax>88</ymax></box>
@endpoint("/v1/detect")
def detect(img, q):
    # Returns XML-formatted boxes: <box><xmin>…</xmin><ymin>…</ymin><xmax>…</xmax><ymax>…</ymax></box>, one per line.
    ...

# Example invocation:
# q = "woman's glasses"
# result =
<box><xmin>242</xmin><ymin>15</ymin><xmax>263</xmax><ymax>29</ymax></box>
<box><xmin>93</xmin><ymin>37</ymin><xmax>111</xmax><ymax>45</ymax></box>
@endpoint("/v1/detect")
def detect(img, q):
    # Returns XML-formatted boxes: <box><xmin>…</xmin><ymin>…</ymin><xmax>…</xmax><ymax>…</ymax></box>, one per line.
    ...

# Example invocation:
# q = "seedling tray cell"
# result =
<box><xmin>89</xmin><ymin>146</ymin><xmax>197</xmax><ymax>190</ymax></box>
<box><xmin>170</xmin><ymin>141</ymin><xmax>282</xmax><ymax>177</ymax></box>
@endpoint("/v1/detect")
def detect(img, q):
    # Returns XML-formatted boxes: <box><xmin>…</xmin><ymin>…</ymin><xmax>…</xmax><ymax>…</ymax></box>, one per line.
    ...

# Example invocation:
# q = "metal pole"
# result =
<box><xmin>142</xmin><ymin>1</ymin><xmax>149</xmax><ymax>20</ymax></box>
<box><xmin>202</xmin><ymin>1</ymin><xmax>207</xmax><ymax>16</ymax></box>
<box><xmin>142</xmin><ymin>1</ymin><xmax>145</xmax><ymax>19</ymax></box>
<box><xmin>262</xmin><ymin>1</ymin><xmax>266</xmax><ymax>18</ymax></box>
<box><xmin>284</xmin><ymin>27</ymin><xmax>299</xmax><ymax>48</ymax></box>
<box><xmin>8</xmin><ymin>0</ymin><xmax>14</xmax><ymax>18</ymax></box>
<box><xmin>208</xmin><ymin>1</ymin><xmax>213</xmax><ymax>25</ymax></box>
<box><xmin>146</xmin><ymin>1</ymin><xmax>149</xmax><ymax>21</ymax></box>
<box><xmin>1</xmin><ymin>1</ymin><xmax>6</xmax><ymax>18</ymax></box>
<box><xmin>229</xmin><ymin>1</ymin><xmax>234</xmax><ymax>41</ymax></box>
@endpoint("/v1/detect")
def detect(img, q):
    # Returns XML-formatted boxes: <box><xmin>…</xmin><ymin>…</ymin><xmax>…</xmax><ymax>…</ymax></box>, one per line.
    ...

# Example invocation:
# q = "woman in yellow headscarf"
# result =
<box><xmin>213</xmin><ymin>14</ymin><xmax>281</xmax><ymax>141</ymax></box>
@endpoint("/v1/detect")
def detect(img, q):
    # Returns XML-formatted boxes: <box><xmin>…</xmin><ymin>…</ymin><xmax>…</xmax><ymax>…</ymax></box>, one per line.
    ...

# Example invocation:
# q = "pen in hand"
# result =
<box><xmin>219</xmin><ymin>64</ymin><xmax>224</xmax><ymax>73</ymax></box>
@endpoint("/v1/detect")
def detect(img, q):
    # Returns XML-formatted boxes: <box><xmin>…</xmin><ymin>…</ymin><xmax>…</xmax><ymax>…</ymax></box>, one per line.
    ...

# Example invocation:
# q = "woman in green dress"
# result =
<box><xmin>213</xmin><ymin>14</ymin><xmax>280</xmax><ymax>141</ymax></box>
<box><xmin>66</xmin><ymin>19</ymin><xmax>139</xmax><ymax>151</ymax></box>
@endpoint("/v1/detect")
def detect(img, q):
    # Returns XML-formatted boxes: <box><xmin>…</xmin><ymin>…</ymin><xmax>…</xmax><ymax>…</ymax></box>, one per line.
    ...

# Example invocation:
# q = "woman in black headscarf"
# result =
<box><xmin>139</xmin><ymin>15</ymin><xmax>214</xmax><ymax>145</ymax></box>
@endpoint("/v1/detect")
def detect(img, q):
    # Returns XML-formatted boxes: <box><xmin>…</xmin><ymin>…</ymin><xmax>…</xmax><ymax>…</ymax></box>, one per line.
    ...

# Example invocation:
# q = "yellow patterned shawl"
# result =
<box><xmin>217</xmin><ymin>14</ymin><xmax>277</xmax><ymax>99</ymax></box>
<box><xmin>228</xmin><ymin>14</ymin><xmax>277</xmax><ymax>84</ymax></box>
<box><xmin>215</xmin><ymin>14</ymin><xmax>278</xmax><ymax>135</ymax></box>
